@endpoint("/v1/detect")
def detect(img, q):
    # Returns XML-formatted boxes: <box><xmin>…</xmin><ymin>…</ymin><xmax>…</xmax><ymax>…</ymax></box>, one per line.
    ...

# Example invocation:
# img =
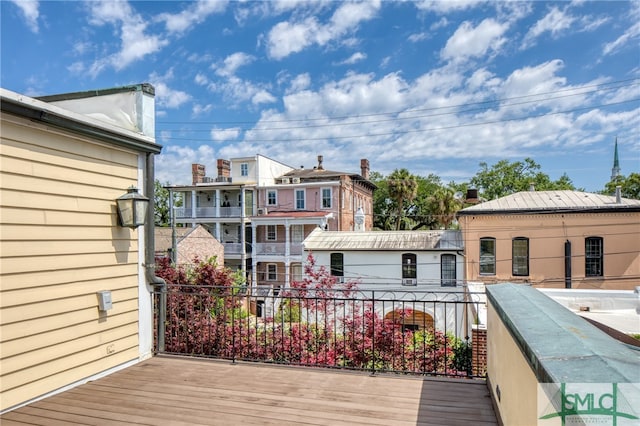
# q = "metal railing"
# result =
<box><xmin>174</xmin><ymin>206</ymin><xmax>242</xmax><ymax>219</ymax></box>
<box><xmin>154</xmin><ymin>284</ymin><xmax>487</xmax><ymax>378</ymax></box>
<box><xmin>254</xmin><ymin>242</ymin><xmax>303</xmax><ymax>256</ymax></box>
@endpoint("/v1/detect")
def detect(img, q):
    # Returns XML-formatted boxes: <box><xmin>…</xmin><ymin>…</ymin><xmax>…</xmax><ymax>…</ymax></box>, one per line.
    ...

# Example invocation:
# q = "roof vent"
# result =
<box><xmin>616</xmin><ymin>186</ymin><xmax>622</xmax><ymax>204</ymax></box>
<box><xmin>529</xmin><ymin>183</ymin><xmax>535</xmax><ymax>191</ymax></box>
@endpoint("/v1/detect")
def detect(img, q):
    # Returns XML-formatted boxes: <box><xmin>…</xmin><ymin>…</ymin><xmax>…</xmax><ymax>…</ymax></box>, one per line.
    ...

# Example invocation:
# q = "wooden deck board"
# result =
<box><xmin>1</xmin><ymin>355</ymin><xmax>497</xmax><ymax>425</ymax></box>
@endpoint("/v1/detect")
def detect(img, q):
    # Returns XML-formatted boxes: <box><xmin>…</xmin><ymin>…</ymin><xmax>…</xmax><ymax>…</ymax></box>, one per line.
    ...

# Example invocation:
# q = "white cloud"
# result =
<box><xmin>213</xmin><ymin>52</ymin><xmax>256</xmax><ymax>77</ymax></box>
<box><xmin>603</xmin><ymin>21</ymin><xmax>640</xmax><ymax>56</ymax></box>
<box><xmin>266</xmin><ymin>0</ymin><xmax>380</xmax><ymax>60</ymax></box>
<box><xmin>408</xmin><ymin>32</ymin><xmax>428</xmax><ymax>43</ymax></box>
<box><xmin>207</xmin><ymin>76</ymin><xmax>276</xmax><ymax>107</ymax></box>
<box><xmin>500</xmin><ymin>60</ymin><xmax>567</xmax><ymax>99</ymax></box>
<box><xmin>441</xmin><ymin>18</ymin><xmax>508</xmax><ymax>62</ymax></box>
<box><xmin>155</xmin><ymin>145</ymin><xmax>217</xmax><ymax>185</ymax></box>
<box><xmin>154</xmin><ymin>82</ymin><xmax>191</xmax><ymax>109</ymax></box>
<box><xmin>192</xmin><ymin>104</ymin><xmax>213</xmax><ymax>117</ymax></box>
<box><xmin>210</xmin><ymin>127</ymin><xmax>241</xmax><ymax>141</ymax></box>
<box><xmin>157</xmin><ymin>0</ymin><xmax>227</xmax><ymax>34</ymax></box>
<box><xmin>194</xmin><ymin>73</ymin><xmax>209</xmax><ymax>86</ymax></box>
<box><xmin>430</xmin><ymin>17</ymin><xmax>449</xmax><ymax>31</ymax></box>
<box><xmin>87</xmin><ymin>1</ymin><xmax>168</xmax><ymax>75</ymax></box>
<box><xmin>252</xmin><ymin>90</ymin><xmax>277</xmax><ymax>105</ymax></box>
<box><xmin>335</xmin><ymin>52</ymin><xmax>367</xmax><ymax>65</ymax></box>
<box><xmin>287</xmin><ymin>73</ymin><xmax>311</xmax><ymax>93</ymax></box>
<box><xmin>522</xmin><ymin>6</ymin><xmax>576</xmax><ymax>49</ymax></box>
<box><xmin>149</xmin><ymin>69</ymin><xmax>192</xmax><ymax>109</ymax></box>
<box><xmin>266</xmin><ymin>18</ymin><xmax>320</xmax><ymax>59</ymax></box>
<box><xmin>415</xmin><ymin>0</ymin><xmax>485</xmax><ymax>13</ymax></box>
<box><xmin>72</xmin><ymin>41</ymin><xmax>92</xmax><ymax>55</ymax></box>
<box><xmin>578</xmin><ymin>15</ymin><xmax>609</xmax><ymax>33</ymax></box>
<box><xmin>10</xmin><ymin>0</ymin><xmax>39</xmax><ymax>33</ymax></box>
<box><xmin>67</xmin><ymin>61</ymin><xmax>85</xmax><ymax>74</ymax></box>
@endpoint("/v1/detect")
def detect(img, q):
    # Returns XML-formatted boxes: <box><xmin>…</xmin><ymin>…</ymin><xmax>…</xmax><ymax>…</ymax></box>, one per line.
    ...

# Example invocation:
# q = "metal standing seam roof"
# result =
<box><xmin>458</xmin><ymin>190</ymin><xmax>640</xmax><ymax>214</ymax></box>
<box><xmin>302</xmin><ymin>228</ymin><xmax>463</xmax><ymax>251</ymax></box>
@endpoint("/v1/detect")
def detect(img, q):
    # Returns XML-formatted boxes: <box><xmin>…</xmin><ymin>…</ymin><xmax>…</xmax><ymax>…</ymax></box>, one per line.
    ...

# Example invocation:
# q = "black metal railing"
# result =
<box><xmin>154</xmin><ymin>284</ymin><xmax>486</xmax><ymax>378</ymax></box>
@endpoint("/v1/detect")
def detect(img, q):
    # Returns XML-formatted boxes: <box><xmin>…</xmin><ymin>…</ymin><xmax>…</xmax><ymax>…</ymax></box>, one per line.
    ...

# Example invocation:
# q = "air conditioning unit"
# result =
<box><xmin>281</xmin><ymin>177</ymin><xmax>290</xmax><ymax>184</ymax></box>
<box><xmin>257</xmin><ymin>208</ymin><xmax>268</xmax><ymax>215</ymax></box>
<box><xmin>402</xmin><ymin>278</ymin><xmax>417</xmax><ymax>286</ymax></box>
<box><xmin>291</xmin><ymin>177</ymin><xmax>300</xmax><ymax>184</ymax></box>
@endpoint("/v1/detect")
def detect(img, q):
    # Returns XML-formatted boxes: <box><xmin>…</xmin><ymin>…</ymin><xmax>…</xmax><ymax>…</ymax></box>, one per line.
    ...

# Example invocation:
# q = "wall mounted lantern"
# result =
<box><xmin>116</xmin><ymin>186</ymin><xmax>149</xmax><ymax>228</ymax></box>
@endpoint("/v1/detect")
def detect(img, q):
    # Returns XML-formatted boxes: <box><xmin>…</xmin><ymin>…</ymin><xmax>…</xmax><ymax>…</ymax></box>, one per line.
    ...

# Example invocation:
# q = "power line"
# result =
<box><xmin>158</xmin><ymin>98</ymin><xmax>639</xmax><ymax>143</ymax></box>
<box><xmin>157</xmin><ymin>78</ymin><xmax>639</xmax><ymax>127</ymax></box>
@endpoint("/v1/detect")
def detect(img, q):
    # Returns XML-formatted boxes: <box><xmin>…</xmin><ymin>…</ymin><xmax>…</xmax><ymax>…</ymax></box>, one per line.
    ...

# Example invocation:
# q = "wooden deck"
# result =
<box><xmin>1</xmin><ymin>355</ymin><xmax>497</xmax><ymax>425</ymax></box>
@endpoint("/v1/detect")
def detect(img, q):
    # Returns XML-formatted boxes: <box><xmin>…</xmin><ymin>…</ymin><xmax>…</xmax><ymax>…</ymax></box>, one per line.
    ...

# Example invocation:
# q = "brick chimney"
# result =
<box><xmin>360</xmin><ymin>159</ymin><xmax>370</xmax><ymax>180</ymax></box>
<box><xmin>192</xmin><ymin>164</ymin><xmax>206</xmax><ymax>185</ymax></box>
<box><xmin>217</xmin><ymin>159</ymin><xmax>231</xmax><ymax>178</ymax></box>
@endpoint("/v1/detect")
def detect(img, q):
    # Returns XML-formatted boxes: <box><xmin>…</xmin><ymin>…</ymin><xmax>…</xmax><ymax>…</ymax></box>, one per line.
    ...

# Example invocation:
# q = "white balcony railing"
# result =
<box><xmin>254</xmin><ymin>243</ymin><xmax>303</xmax><ymax>256</ymax></box>
<box><xmin>223</xmin><ymin>242</ymin><xmax>243</xmax><ymax>255</ymax></box>
<box><xmin>255</xmin><ymin>243</ymin><xmax>286</xmax><ymax>256</ymax></box>
<box><xmin>174</xmin><ymin>206</ymin><xmax>242</xmax><ymax>219</ymax></box>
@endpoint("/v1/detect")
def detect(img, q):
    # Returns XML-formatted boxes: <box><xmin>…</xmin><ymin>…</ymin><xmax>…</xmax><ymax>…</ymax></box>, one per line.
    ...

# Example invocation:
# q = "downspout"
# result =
<box><xmin>564</xmin><ymin>240</ymin><xmax>572</xmax><ymax>289</ymax></box>
<box><xmin>145</xmin><ymin>153</ymin><xmax>166</xmax><ymax>352</ymax></box>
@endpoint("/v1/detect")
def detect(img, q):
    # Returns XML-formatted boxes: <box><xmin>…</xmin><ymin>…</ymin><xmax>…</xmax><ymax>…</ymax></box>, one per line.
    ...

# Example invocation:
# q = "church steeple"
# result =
<box><xmin>611</xmin><ymin>138</ymin><xmax>621</xmax><ymax>181</ymax></box>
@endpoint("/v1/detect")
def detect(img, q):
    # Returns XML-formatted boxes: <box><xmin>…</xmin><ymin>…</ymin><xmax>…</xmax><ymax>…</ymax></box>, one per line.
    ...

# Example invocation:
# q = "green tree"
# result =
<box><xmin>154</xmin><ymin>180</ymin><xmax>170</xmax><ymax>226</ymax></box>
<box><xmin>603</xmin><ymin>173</ymin><xmax>640</xmax><ymax>199</ymax></box>
<box><xmin>407</xmin><ymin>174</ymin><xmax>443</xmax><ymax>230</ymax></box>
<box><xmin>371</xmin><ymin>171</ymin><xmax>395</xmax><ymax>230</ymax></box>
<box><xmin>387</xmin><ymin>168</ymin><xmax>418</xmax><ymax>230</ymax></box>
<box><xmin>469</xmin><ymin>158</ymin><xmax>575</xmax><ymax>200</ymax></box>
<box><xmin>427</xmin><ymin>187</ymin><xmax>462</xmax><ymax>229</ymax></box>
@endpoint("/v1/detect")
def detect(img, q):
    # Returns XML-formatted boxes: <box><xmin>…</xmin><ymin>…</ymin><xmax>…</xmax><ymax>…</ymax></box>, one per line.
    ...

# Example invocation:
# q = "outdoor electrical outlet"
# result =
<box><xmin>97</xmin><ymin>291</ymin><xmax>113</xmax><ymax>311</ymax></box>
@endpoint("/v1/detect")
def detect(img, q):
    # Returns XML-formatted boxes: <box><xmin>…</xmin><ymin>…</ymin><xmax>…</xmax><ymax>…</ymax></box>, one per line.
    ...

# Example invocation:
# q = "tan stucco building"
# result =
<box><xmin>0</xmin><ymin>85</ymin><xmax>162</xmax><ymax>412</ymax></box>
<box><xmin>457</xmin><ymin>190</ymin><xmax>640</xmax><ymax>290</ymax></box>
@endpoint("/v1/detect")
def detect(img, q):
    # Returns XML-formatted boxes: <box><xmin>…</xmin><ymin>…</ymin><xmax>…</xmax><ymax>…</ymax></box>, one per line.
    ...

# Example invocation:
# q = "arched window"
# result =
<box><xmin>585</xmin><ymin>237</ymin><xmax>603</xmax><ymax>277</ymax></box>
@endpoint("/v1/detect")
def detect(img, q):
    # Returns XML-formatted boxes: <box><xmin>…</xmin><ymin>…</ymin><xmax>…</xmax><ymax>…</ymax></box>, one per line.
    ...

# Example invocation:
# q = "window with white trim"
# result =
<box><xmin>267</xmin><ymin>190</ymin><xmax>277</xmax><ymax>206</ymax></box>
<box><xmin>267</xmin><ymin>263</ymin><xmax>277</xmax><ymax>281</ymax></box>
<box><xmin>240</xmin><ymin>163</ymin><xmax>248</xmax><ymax>177</ymax></box>
<box><xmin>322</xmin><ymin>188</ymin><xmax>332</xmax><ymax>208</ymax></box>
<box><xmin>291</xmin><ymin>225</ymin><xmax>304</xmax><ymax>243</ymax></box>
<box><xmin>266</xmin><ymin>225</ymin><xmax>276</xmax><ymax>241</ymax></box>
<box><xmin>295</xmin><ymin>189</ymin><xmax>305</xmax><ymax>209</ymax></box>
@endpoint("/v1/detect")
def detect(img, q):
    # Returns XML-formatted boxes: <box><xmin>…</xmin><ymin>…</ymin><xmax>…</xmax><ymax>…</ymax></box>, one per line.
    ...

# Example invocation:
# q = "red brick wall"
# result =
<box><xmin>472</xmin><ymin>326</ymin><xmax>487</xmax><ymax>377</ymax></box>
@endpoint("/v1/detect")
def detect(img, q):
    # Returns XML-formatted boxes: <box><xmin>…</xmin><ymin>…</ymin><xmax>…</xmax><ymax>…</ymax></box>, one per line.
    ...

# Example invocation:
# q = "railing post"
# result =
<box><xmin>371</xmin><ymin>290</ymin><xmax>376</xmax><ymax>376</ymax></box>
<box><xmin>156</xmin><ymin>286</ymin><xmax>166</xmax><ymax>352</ymax></box>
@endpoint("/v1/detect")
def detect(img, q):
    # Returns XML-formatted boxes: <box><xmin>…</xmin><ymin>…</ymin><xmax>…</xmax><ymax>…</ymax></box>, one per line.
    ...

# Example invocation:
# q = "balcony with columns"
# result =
<box><xmin>170</xmin><ymin>188</ymin><xmax>254</xmax><ymax>221</ymax></box>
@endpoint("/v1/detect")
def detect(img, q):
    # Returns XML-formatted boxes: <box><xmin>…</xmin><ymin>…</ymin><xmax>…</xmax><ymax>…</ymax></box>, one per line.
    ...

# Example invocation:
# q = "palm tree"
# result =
<box><xmin>387</xmin><ymin>168</ymin><xmax>418</xmax><ymax>230</ymax></box>
<box><xmin>428</xmin><ymin>187</ymin><xmax>462</xmax><ymax>229</ymax></box>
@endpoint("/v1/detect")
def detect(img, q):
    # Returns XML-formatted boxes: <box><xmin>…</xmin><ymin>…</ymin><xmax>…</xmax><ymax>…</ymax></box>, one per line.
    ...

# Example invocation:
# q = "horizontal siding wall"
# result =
<box><xmin>0</xmin><ymin>115</ymin><xmax>143</xmax><ymax>411</ymax></box>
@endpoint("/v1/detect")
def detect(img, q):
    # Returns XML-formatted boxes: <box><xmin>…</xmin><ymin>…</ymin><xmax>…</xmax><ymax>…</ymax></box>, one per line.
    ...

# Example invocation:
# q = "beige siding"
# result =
<box><xmin>0</xmin><ymin>115</ymin><xmax>143</xmax><ymax>411</ymax></box>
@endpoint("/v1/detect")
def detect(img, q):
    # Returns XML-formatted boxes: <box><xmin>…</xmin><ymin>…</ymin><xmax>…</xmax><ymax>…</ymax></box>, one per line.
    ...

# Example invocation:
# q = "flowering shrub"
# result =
<box><xmin>155</xmin><ymin>254</ymin><xmax>467</xmax><ymax>376</ymax></box>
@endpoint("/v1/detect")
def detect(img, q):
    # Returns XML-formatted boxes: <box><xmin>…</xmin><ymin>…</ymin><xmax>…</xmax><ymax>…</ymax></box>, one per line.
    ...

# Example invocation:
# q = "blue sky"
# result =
<box><xmin>2</xmin><ymin>0</ymin><xmax>639</xmax><ymax>192</ymax></box>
